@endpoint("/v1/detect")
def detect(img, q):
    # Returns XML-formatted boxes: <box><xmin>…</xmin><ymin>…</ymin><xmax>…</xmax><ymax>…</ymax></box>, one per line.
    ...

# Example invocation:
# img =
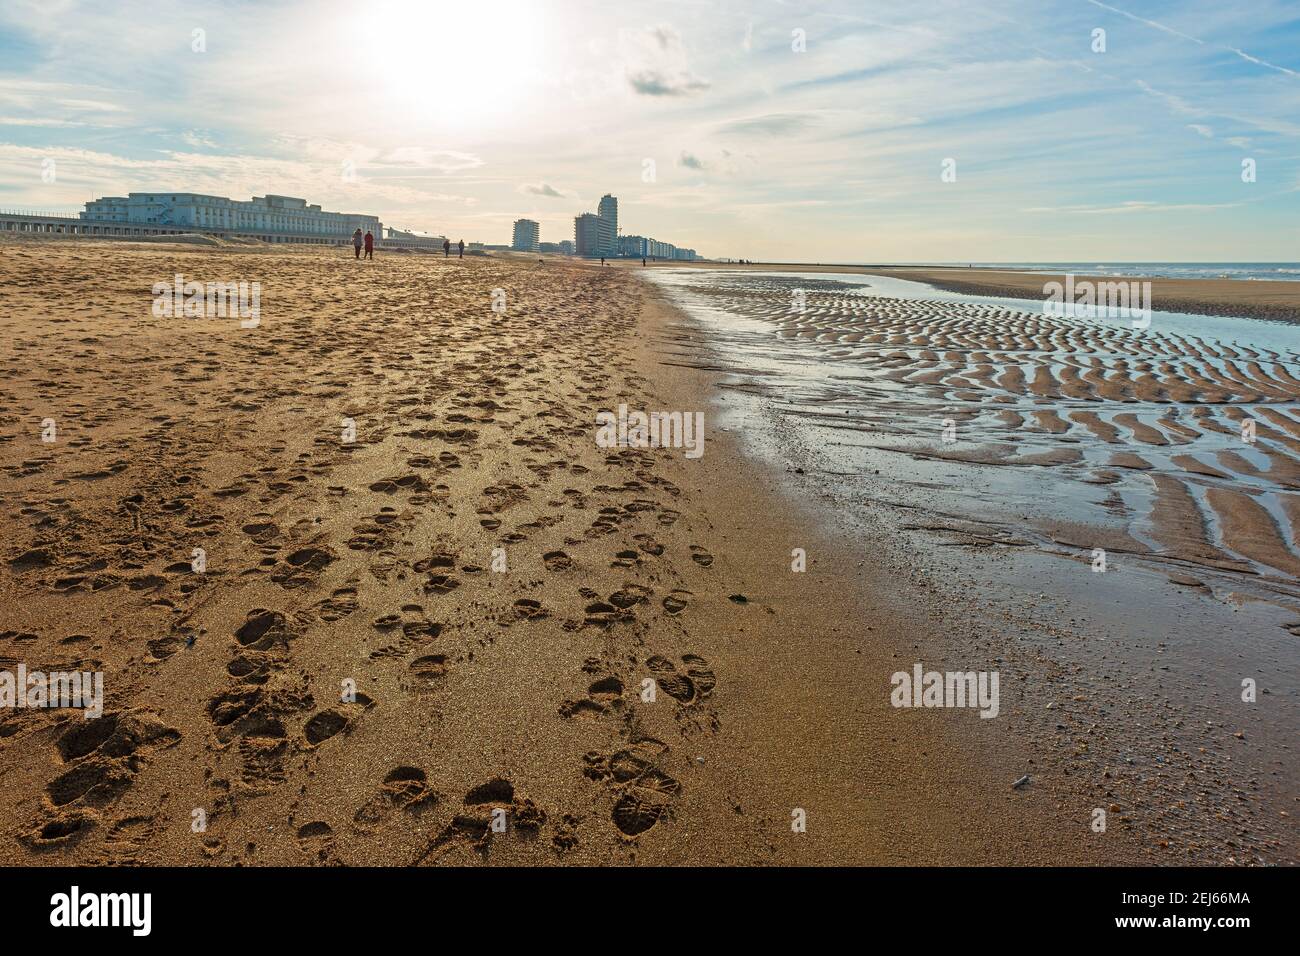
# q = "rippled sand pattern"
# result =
<box><xmin>673</xmin><ymin>275</ymin><xmax>1300</xmax><ymax>591</ymax></box>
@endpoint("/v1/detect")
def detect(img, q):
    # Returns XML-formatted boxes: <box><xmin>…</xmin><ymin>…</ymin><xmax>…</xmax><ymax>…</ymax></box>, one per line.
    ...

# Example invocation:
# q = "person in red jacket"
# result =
<box><xmin>363</xmin><ymin>230</ymin><xmax>374</xmax><ymax>260</ymax></box>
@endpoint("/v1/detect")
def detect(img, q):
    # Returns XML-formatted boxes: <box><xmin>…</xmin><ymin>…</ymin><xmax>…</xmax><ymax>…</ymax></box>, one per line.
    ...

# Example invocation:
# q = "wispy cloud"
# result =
<box><xmin>519</xmin><ymin>182</ymin><xmax>565</xmax><ymax>198</ymax></box>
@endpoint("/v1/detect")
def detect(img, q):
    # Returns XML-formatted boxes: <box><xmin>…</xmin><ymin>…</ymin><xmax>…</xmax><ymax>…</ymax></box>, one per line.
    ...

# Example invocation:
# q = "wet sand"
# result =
<box><xmin>648</xmin><ymin>266</ymin><xmax>1299</xmax><ymax>865</ymax></box>
<box><xmin>0</xmin><ymin>239</ymin><xmax>1140</xmax><ymax>865</ymax></box>
<box><xmin>629</xmin><ymin>260</ymin><xmax>1300</xmax><ymax>326</ymax></box>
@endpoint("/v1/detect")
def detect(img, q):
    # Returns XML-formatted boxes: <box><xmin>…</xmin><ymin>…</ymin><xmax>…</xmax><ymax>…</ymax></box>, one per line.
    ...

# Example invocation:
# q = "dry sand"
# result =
<box><xmin>0</xmin><ymin>240</ymin><xmax>1290</xmax><ymax>865</ymax></box>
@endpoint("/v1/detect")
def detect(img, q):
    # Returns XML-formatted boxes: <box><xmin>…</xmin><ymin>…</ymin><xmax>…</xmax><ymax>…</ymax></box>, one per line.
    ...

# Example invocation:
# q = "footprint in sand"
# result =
<box><xmin>661</xmin><ymin>590</ymin><xmax>692</xmax><ymax>615</ymax></box>
<box><xmin>633</xmin><ymin>534</ymin><xmax>664</xmax><ymax>556</ymax></box>
<box><xmin>583</xmin><ymin>739</ymin><xmax>681</xmax><ymax>838</ymax></box>
<box><xmin>543</xmin><ymin>550</ymin><xmax>573</xmax><ymax>571</ymax></box>
<box><xmin>234</xmin><ymin>609</ymin><xmax>296</xmax><ymax>650</ymax></box>
<box><xmin>315</xmin><ymin>586</ymin><xmax>359</xmax><ymax>621</ymax></box>
<box><xmin>513</xmin><ymin>598</ymin><xmax>548</xmax><ymax>620</ymax></box>
<box><xmin>353</xmin><ymin>766</ymin><xmax>438</xmax><ymax>831</ymax></box>
<box><xmin>559</xmin><ymin>675</ymin><xmax>624</xmax><ymax>720</ymax></box>
<box><xmin>416</xmin><ymin>778</ymin><xmax>547</xmax><ymax>862</ymax></box>
<box><xmin>47</xmin><ymin>710</ymin><xmax>181</xmax><ymax>808</ymax></box>
<box><xmin>689</xmin><ymin>545</ymin><xmax>714</xmax><ymax>567</ymax></box>
<box><xmin>406</xmin><ymin>654</ymin><xmax>451</xmax><ymax>690</ymax></box>
<box><xmin>369</xmin><ymin>605</ymin><xmax>441</xmax><ymax>659</ymax></box>
<box><xmin>241</xmin><ymin>519</ymin><xmax>280</xmax><ymax>543</ymax></box>
<box><xmin>271</xmin><ymin>546</ymin><xmax>338</xmax><ymax>588</ymax></box>
<box><xmin>369</xmin><ymin>474</ymin><xmax>429</xmax><ymax>494</ymax></box>
<box><xmin>645</xmin><ymin>654</ymin><xmax>716</xmax><ymax>704</ymax></box>
<box><xmin>302</xmin><ymin>694</ymin><xmax>372</xmax><ymax>747</ymax></box>
<box><xmin>295</xmin><ymin>821</ymin><xmax>341</xmax><ymax>864</ymax></box>
<box><xmin>609</xmin><ymin>585</ymin><xmax>651</xmax><ymax>609</ymax></box>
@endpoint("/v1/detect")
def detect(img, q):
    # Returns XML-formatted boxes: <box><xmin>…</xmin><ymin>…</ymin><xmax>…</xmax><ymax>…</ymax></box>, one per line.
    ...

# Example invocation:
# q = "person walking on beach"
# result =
<box><xmin>642</xmin><ymin>257</ymin><xmax>646</xmax><ymax>267</ymax></box>
<box><xmin>600</xmin><ymin>256</ymin><xmax>605</xmax><ymax>267</ymax></box>
<box><xmin>352</xmin><ymin>228</ymin><xmax>363</xmax><ymax>260</ymax></box>
<box><xmin>363</xmin><ymin>230</ymin><xmax>374</xmax><ymax>260</ymax></box>
<box><xmin>443</xmin><ymin>238</ymin><xmax>450</xmax><ymax>258</ymax></box>
<box><xmin>457</xmin><ymin>239</ymin><xmax>464</xmax><ymax>259</ymax></box>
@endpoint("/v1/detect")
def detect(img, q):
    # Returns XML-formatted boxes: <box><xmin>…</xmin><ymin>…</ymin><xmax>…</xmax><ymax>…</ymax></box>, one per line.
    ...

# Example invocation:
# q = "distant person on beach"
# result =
<box><xmin>443</xmin><ymin>239</ymin><xmax>450</xmax><ymax>257</ymax></box>
<box><xmin>642</xmin><ymin>257</ymin><xmax>646</xmax><ymax>267</ymax></box>
<box><xmin>600</xmin><ymin>256</ymin><xmax>606</xmax><ymax>266</ymax></box>
<box><xmin>458</xmin><ymin>239</ymin><xmax>464</xmax><ymax>258</ymax></box>
<box><xmin>352</xmin><ymin>228</ymin><xmax>363</xmax><ymax>259</ymax></box>
<box><xmin>363</xmin><ymin>230</ymin><xmax>374</xmax><ymax>260</ymax></box>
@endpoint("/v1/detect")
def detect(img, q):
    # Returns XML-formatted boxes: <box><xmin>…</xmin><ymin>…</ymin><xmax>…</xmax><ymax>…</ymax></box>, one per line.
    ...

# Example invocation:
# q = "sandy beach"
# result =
<box><xmin>0</xmin><ymin>241</ymin><xmax>1294</xmax><ymax>866</ymax></box>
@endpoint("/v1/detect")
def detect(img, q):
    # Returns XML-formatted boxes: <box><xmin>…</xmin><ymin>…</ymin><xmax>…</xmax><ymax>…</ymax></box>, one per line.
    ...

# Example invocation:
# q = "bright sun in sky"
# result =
<box><xmin>354</xmin><ymin>0</ymin><xmax>547</xmax><ymax>130</ymax></box>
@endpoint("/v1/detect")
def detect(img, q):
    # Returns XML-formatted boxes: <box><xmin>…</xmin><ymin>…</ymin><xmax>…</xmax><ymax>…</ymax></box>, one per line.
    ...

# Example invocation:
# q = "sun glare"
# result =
<box><xmin>355</xmin><ymin>0</ymin><xmax>546</xmax><ymax>129</ymax></box>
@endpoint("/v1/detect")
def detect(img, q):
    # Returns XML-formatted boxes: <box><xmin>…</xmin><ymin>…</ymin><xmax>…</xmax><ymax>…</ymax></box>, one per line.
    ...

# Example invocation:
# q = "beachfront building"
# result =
<box><xmin>618</xmin><ymin>235</ymin><xmax>647</xmax><ymax>257</ymax></box>
<box><xmin>597</xmin><ymin>194</ymin><xmax>618</xmax><ymax>257</ymax></box>
<box><xmin>574</xmin><ymin>213</ymin><xmax>601</xmax><ymax>257</ymax></box>
<box><xmin>386</xmin><ymin>227</ymin><xmax>446</xmax><ymax>249</ymax></box>
<box><xmin>512</xmin><ymin>218</ymin><xmax>540</xmax><ymax>252</ymax></box>
<box><xmin>81</xmin><ymin>193</ymin><xmax>381</xmax><ymax>242</ymax></box>
<box><xmin>568</xmin><ymin>192</ymin><xmax>701</xmax><ymax>259</ymax></box>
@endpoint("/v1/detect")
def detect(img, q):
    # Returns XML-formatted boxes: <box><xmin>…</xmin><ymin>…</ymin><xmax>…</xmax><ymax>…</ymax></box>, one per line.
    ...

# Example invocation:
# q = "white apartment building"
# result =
<box><xmin>512</xmin><ymin>218</ymin><xmax>540</xmax><ymax>252</ymax></box>
<box><xmin>81</xmin><ymin>193</ymin><xmax>382</xmax><ymax>240</ymax></box>
<box><xmin>597</xmin><ymin>194</ymin><xmax>617</xmax><ymax>256</ymax></box>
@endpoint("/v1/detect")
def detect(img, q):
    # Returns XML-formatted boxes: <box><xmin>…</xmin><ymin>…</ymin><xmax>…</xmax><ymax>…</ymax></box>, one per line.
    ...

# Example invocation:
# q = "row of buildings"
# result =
<box><xmin>574</xmin><ymin>194</ymin><xmax>698</xmax><ymax>260</ymax></box>
<box><xmin>66</xmin><ymin>190</ymin><xmax>700</xmax><ymax>260</ymax></box>
<box><xmin>83</xmin><ymin>192</ymin><xmax>383</xmax><ymax>241</ymax></box>
<box><xmin>510</xmin><ymin>194</ymin><xmax>699</xmax><ymax>260</ymax></box>
<box><xmin>70</xmin><ymin>192</ymin><xmax>467</xmax><ymax>251</ymax></box>
<box><xmin>510</xmin><ymin>218</ymin><xmax>575</xmax><ymax>255</ymax></box>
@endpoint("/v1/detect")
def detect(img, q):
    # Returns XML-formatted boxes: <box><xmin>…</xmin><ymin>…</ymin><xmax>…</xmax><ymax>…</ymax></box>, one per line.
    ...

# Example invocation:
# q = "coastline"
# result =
<box><xmin>632</xmin><ymin>278</ymin><xmax>1144</xmax><ymax>864</ymax></box>
<box><xmin>634</xmin><ymin>264</ymin><xmax>1299</xmax><ymax>866</ymax></box>
<box><xmin>619</xmin><ymin>258</ymin><xmax>1300</xmax><ymax>325</ymax></box>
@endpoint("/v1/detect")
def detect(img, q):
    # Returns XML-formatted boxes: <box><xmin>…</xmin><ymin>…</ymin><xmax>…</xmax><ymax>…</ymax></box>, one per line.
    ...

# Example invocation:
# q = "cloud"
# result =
<box><xmin>1022</xmin><ymin>200</ymin><xmax>1240</xmax><ymax>215</ymax></box>
<box><xmin>181</xmin><ymin>130</ymin><xmax>217</xmax><ymax>149</ymax></box>
<box><xmin>714</xmin><ymin>112</ymin><xmax>817</xmax><ymax>137</ymax></box>
<box><xmin>1229</xmin><ymin>48</ymin><xmax>1299</xmax><ymax>77</ymax></box>
<box><xmin>1135</xmin><ymin>80</ymin><xmax>1198</xmax><ymax>117</ymax></box>
<box><xmin>377</xmin><ymin>147</ymin><xmax>483</xmax><ymax>172</ymax></box>
<box><xmin>1186</xmin><ymin>124</ymin><xmax>1213</xmax><ymax>138</ymax></box>
<box><xmin>519</xmin><ymin>182</ymin><xmax>564</xmax><ymax>197</ymax></box>
<box><xmin>1085</xmin><ymin>1</ymin><xmax>1203</xmax><ymax>45</ymax></box>
<box><xmin>623</xmin><ymin>24</ymin><xmax>709</xmax><ymax>96</ymax></box>
<box><xmin>678</xmin><ymin>151</ymin><xmax>706</xmax><ymax>170</ymax></box>
<box><xmin>627</xmin><ymin>69</ymin><xmax>709</xmax><ymax>97</ymax></box>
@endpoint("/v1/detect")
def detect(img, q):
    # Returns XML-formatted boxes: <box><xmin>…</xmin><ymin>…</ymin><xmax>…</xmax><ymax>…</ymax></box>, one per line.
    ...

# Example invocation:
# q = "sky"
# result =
<box><xmin>1</xmin><ymin>0</ymin><xmax>1297</xmax><ymax>262</ymax></box>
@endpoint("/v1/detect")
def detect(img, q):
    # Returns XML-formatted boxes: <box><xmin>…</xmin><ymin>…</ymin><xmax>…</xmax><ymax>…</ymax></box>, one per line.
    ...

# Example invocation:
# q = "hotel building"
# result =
<box><xmin>511</xmin><ymin>218</ymin><xmax>540</xmax><ymax>252</ymax></box>
<box><xmin>574</xmin><ymin>213</ymin><xmax>601</xmax><ymax>257</ymax></box>
<box><xmin>80</xmin><ymin>193</ymin><xmax>382</xmax><ymax>243</ymax></box>
<box><xmin>597</xmin><ymin>194</ymin><xmax>618</xmax><ymax>257</ymax></box>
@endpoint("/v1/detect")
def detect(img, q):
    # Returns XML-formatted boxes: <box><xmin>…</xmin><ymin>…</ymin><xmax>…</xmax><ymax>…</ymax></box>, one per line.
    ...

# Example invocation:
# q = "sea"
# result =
<box><xmin>930</xmin><ymin>262</ymin><xmax>1300</xmax><ymax>282</ymax></box>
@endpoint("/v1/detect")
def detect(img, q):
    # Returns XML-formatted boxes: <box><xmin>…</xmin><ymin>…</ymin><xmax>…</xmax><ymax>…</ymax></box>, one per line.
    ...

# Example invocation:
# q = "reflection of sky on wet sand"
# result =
<box><xmin>648</xmin><ymin>269</ymin><xmax>1300</xmax><ymax>597</ymax></box>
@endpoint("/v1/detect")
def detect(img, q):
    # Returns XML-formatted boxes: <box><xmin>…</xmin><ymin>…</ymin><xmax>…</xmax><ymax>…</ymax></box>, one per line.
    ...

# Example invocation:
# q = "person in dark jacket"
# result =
<box><xmin>363</xmin><ymin>230</ymin><xmax>374</xmax><ymax>260</ymax></box>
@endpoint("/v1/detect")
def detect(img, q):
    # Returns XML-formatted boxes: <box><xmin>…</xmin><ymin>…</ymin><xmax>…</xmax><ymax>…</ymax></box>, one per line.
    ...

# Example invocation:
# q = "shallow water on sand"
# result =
<box><xmin>649</xmin><ymin>268</ymin><xmax>1300</xmax><ymax>602</ymax></box>
<box><xmin>651</xmin><ymin>267</ymin><xmax>1300</xmax><ymax>862</ymax></box>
